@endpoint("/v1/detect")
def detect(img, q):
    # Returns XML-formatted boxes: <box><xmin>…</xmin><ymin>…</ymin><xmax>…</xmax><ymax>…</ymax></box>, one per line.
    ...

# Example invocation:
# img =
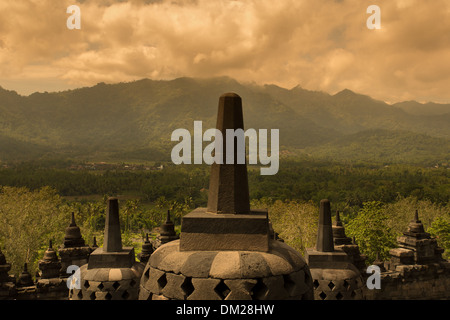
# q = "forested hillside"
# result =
<box><xmin>0</xmin><ymin>77</ymin><xmax>449</xmax><ymax>165</ymax></box>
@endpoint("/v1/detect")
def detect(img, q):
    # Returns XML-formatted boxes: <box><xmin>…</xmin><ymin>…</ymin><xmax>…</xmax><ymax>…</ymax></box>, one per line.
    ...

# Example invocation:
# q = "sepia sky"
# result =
<box><xmin>1</xmin><ymin>0</ymin><xmax>450</xmax><ymax>103</ymax></box>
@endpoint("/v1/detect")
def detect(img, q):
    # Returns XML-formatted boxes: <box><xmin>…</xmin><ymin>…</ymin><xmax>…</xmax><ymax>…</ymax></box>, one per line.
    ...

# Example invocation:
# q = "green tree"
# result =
<box><xmin>428</xmin><ymin>216</ymin><xmax>450</xmax><ymax>260</ymax></box>
<box><xmin>251</xmin><ymin>198</ymin><xmax>318</xmax><ymax>255</ymax></box>
<box><xmin>346</xmin><ymin>201</ymin><xmax>397</xmax><ymax>264</ymax></box>
<box><xmin>0</xmin><ymin>186</ymin><xmax>67</xmax><ymax>277</ymax></box>
<box><xmin>384</xmin><ymin>196</ymin><xmax>447</xmax><ymax>237</ymax></box>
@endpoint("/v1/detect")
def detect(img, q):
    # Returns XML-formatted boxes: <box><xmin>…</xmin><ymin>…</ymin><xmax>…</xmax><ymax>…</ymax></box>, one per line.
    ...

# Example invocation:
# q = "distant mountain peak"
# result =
<box><xmin>334</xmin><ymin>88</ymin><xmax>356</xmax><ymax>97</ymax></box>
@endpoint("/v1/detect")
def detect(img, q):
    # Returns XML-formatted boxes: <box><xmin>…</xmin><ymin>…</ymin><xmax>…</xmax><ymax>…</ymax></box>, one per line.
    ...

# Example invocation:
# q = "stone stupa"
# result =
<box><xmin>69</xmin><ymin>197</ymin><xmax>144</xmax><ymax>300</ymax></box>
<box><xmin>305</xmin><ymin>200</ymin><xmax>365</xmax><ymax>300</ymax></box>
<box><xmin>59</xmin><ymin>212</ymin><xmax>93</xmax><ymax>278</ymax></box>
<box><xmin>139</xmin><ymin>93</ymin><xmax>314</xmax><ymax>300</ymax></box>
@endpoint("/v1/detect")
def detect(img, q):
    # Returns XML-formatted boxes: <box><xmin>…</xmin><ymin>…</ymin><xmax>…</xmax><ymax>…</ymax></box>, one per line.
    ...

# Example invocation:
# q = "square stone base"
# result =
<box><xmin>305</xmin><ymin>249</ymin><xmax>350</xmax><ymax>268</ymax></box>
<box><xmin>180</xmin><ymin>208</ymin><xmax>269</xmax><ymax>252</ymax></box>
<box><xmin>88</xmin><ymin>247</ymin><xmax>135</xmax><ymax>269</ymax></box>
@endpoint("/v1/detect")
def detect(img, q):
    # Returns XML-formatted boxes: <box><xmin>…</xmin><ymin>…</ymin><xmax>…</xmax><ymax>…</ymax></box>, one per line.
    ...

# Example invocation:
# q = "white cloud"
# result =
<box><xmin>0</xmin><ymin>0</ymin><xmax>449</xmax><ymax>103</ymax></box>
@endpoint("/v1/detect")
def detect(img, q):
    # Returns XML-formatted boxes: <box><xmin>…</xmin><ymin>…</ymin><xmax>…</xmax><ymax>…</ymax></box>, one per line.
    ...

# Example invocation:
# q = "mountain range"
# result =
<box><xmin>0</xmin><ymin>76</ymin><xmax>449</xmax><ymax>165</ymax></box>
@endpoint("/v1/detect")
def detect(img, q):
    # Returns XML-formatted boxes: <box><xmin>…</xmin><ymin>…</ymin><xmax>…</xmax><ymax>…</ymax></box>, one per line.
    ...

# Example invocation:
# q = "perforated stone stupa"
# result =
<box><xmin>70</xmin><ymin>197</ymin><xmax>144</xmax><ymax>300</ymax></box>
<box><xmin>139</xmin><ymin>93</ymin><xmax>314</xmax><ymax>300</ymax></box>
<box><xmin>306</xmin><ymin>200</ymin><xmax>365</xmax><ymax>300</ymax></box>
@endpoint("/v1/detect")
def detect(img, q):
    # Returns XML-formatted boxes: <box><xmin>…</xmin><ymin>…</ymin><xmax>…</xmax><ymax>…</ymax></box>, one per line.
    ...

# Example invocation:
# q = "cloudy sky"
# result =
<box><xmin>0</xmin><ymin>0</ymin><xmax>449</xmax><ymax>103</ymax></box>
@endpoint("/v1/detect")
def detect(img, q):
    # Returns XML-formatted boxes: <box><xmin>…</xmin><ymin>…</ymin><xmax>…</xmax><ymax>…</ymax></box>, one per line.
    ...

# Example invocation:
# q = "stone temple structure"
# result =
<box><xmin>305</xmin><ymin>200</ymin><xmax>365</xmax><ymax>300</ymax></box>
<box><xmin>0</xmin><ymin>247</ymin><xmax>16</xmax><ymax>299</ymax></box>
<box><xmin>35</xmin><ymin>240</ymin><xmax>67</xmax><ymax>299</ymax></box>
<box><xmin>389</xmin><ymin>210</ymin><xmax>445</xmax><ymax>266</ymax></box>
<box><xmin>70</xmin><ymin>197</ymin><xmax>144</xmax><ymax>300</ymax></box>
<box><xmin>59</xmin><ymin>212</ymin><xmax>93</xmax><ymax>279</ymax></box>
<box><xmin>139</xmin><ymin>93</ymin><xmax>314</xmax><ymax>300</ymax></box>
<box><xmin>138</xmin><ymin>233</ymin><xmax>153</xmax><ymax>265</ymax></box>
<box><xmin>364</xmin><ymin>210</ymin><xmax>450</xmax><ymax>300</ymax></box>
<box><xmin>152</xmin><ymin>210</ymin><xmax>179</xmax><ymax>250</ymax></box>
<box><xmin>332</xmin><ymin>210</ymin><xmax>367</xmax><ymax>274</ymax></box>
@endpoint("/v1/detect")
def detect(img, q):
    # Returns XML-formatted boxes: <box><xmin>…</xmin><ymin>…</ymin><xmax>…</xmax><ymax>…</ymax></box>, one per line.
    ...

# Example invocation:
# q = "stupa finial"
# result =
<box><xmin>315</xmin><ymin>199</ymin><xmax>334</xmax><ymax>252</ymax></box>
<box><xmin>335</xmin><ymin>210</ymin><xmax>343</xmax><ymax>226</ymax></box>
<box><xmin>206</xmin><ymin>93</ymin><xmax>250</xmax><ymax>214</ymax></box>
<box><xmin>103</xmin><ymin>197</ymin><xmax>122</xmax><ymax>252</ymax></box>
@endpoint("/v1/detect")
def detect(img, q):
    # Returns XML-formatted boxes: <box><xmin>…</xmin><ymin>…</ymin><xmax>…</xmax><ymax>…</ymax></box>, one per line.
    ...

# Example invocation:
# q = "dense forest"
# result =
<box><xmin>1</xmin><ymin>160</ymin><xmax>449</xmax><ymax>278</ymax></box>
<box><xmin>0</xmin><ymin>159</ymin><xmax>448</xmax><ymax>207</ymax></box>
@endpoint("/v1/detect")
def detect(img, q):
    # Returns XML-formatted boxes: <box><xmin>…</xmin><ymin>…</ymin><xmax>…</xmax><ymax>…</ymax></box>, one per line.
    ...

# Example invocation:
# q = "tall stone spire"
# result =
<box><xmin>315</xmin><ymin>199</ymin><xmax>334</xmax><ymax>252</ymax></box>
<box><xmin>103</xmin><ymin>197</ymin><xmax>122</xmax><ymax>252</ymax></box>
<box><xmin>180</xmin><ymin>93</ymin><xmax>269</xmax><ymax>252</ymax></box>
<box><xmin>206</xmin><ymin>93</ymin><xmax>250</xmax><ymax>214</ymax></box>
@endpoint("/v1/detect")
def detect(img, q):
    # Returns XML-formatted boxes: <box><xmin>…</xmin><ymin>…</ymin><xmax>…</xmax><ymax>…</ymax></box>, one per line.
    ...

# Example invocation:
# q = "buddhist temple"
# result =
<box><xmin>0</xmin><ymin>247</ymin><xmax>16</xmax><ymax>299</ymax></box>
<box><xmin>36</xmin><ymin>240</ymin><xmax>67</xmax><ymax>300</ymax></box>
<box><xmin>305</xmin><ymin>200</ymin><xmax>365</xmax><ymax>300</ymax></box>
<box><xmin>69</xmin><ymin>197</ymin><xmax>144</xmax><ymax>300</ymax></box>
<box><xmin>332</xmin><ymin>210</ymin><xmax>367</xmax><ymax>273</ymax></box>
<box><xmin>138</xmin><ymin>233</ymin><xmax>153</xmax><ymax>265</ymax></box>
<box><xmin>139</xmin><ymin>93</ymin><xmax>314</xmax><ymax>300</ymax></box>
<box><xmin>153</xmin><ymin>210</ymin><xmax>179</xmax><ymax>250</ymax></box>
<box><xmin>59</xmin><ymin>212</ymin><xmax>93</xmax><ymax>278</ymax></box>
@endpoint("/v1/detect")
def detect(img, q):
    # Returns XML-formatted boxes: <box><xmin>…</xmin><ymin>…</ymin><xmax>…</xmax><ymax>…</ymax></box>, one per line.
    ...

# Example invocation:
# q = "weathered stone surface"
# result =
<box><xmin>239</xmin><ymin>252</ymin><xmax>271</xmax><ymax>278</ymax></box>
<box><xmin>145</xmin><ymin>267</ymin><xmax>166</xmax><ymax>294</ymax></box>
<box><xmin>305</xmin><ymin>249</ymin><xmax>349</xmax><ymax>268</ymax></box>
<box><xmin>224</xmin><ymin>279</ymin><xmax>257</xmax><ymax>300</ymax></box>
<box><xmin>149</xmin><ymin>240</ymin><xmax>180</xmax><ymax>269</ymax></box>
<box><xmin>188</xmin><ymin>278</ymin><xmax>222</xmax><ymax>300</ymax></box>
<box><xmin>284</xmin><ymin>269</ymin><xmax>310</xmax><ymax>297</ymax></box>
<box><xmin>144</xmin><ymin>239</ymin><xmax>308</xmax><ymax>281</ymax></box>
<box><xmin>180</xmin><ymin>208</ymin><xmax>269</xmax><ymax>252</ymax></box>
<box><xmin>139</xmin><ymin>286</ymin><xmax>152</xmax><ymax>300</ymax></box>
<box><xmin>161</xmin><ymin>273</ymin><xmax>188</xmax><ymax>300</ymax></box>
<box><xmin>269</xmin><ymin>240</ymin><xmax>306</xmax><ymax>271</ymax></box>
<box><xmin>88</xmin><ymin>247</ymin><xmax>135</xmax><ymax>269</ymax></box>
<box><xmin>209</xmin><ymin>251</ymin><xmax>241</xmax><ymax>279</ymax></box>
<box><xmin>180</xmin><ymin>251</ymin><xmax>218</xmax><ymax>278</ymax></box>
<box><xmin>253</xmin><ymin>276</ymin><xmax>289</xmax><ymax>300</ymax></box>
